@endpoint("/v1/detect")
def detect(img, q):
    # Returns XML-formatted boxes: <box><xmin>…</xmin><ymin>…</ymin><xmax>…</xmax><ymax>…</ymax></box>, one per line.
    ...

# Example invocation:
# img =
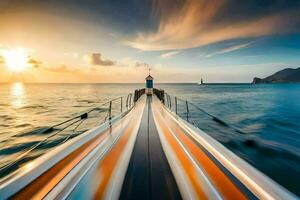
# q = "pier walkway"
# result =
<box><xmin>0</xmin><ymin>95</ymin><xmax>297</xmax><ymax>199</ymax></box>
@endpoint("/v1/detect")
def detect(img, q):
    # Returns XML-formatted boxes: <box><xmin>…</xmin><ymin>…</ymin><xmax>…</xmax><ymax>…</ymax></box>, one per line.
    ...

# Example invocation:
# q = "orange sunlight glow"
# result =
<box><xmin>4</xmin><ymin>48</ymin><xmax>29</xmax><ymax>72</ymax></box>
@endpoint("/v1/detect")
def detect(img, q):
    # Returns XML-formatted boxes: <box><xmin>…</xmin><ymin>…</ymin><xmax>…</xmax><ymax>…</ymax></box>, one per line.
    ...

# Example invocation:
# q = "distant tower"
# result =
<box><xmin>201</xmin><ymin>78</ymin><xmax>204</xmax><ymax>85</ymax></box>
<box><xmin>145</xmin><ymin>68</ymin><xmax>153</xmax><ymax>95</ymax></box>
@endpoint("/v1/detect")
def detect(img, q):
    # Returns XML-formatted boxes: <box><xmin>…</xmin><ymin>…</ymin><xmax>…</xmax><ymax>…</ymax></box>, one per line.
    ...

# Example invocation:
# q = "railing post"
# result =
<box><xmin>175</xmin><ymin>97</ymin><xmax>178</xmax><ymax>114</ymax></box>
<box><xmin>165</xmin><ymin>94</ymin><xmax>168</xmax><ymax>106</ymax></box>
<box><xmin>108</xmin><ymin>100</ymin><xmax>112</xmax><ymax>121</ymax></box>
<box><xmin>134</xmin><ymin>90</ymin><xmax>137</xmax><ymax>103</ymax></box>
<box><xmin>129</xmin><ymin>94</ymin><xmax>132</xmax><ymax>107</ymax></box>
<box><xmin>186</xmin><ymin>100</ymin><xmax>189</xmax><ymax>121</ymax></box>
<box><xmin>126</xmin><ymin>94</ymin><xmax>129</xmax><ymax>109</ymax></box>
<box><xmin>121</xmin><ymin>97</ymin><xmax>123</xmax><ymax>112</ymax></box>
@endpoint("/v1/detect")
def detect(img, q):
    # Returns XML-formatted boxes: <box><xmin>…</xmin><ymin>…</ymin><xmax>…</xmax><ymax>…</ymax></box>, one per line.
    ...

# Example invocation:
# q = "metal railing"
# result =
<box><xmin>162</xmin><ymin>92</ymin><xmax>246</xmax><ymax>135</ymax></box>
<box><xmin>0</xmin><ymin>92</ymin><xmax>138</xmax><ymax>178</ymax></box>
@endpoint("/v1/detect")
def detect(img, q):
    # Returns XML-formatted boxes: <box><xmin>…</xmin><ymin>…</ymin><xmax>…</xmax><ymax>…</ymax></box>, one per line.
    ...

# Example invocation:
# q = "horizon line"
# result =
<box><xmin>0</xmin><ymin>82</ymin><xmax>251</xmax><ymax>84</ymax></box>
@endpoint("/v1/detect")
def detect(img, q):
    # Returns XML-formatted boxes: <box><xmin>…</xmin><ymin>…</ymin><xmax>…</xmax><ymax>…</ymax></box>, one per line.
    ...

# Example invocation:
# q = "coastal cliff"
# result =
<box><xmin>252</xmin><ymin>67</ymin><xmax>300</xmax><ymax>84</ymax></box>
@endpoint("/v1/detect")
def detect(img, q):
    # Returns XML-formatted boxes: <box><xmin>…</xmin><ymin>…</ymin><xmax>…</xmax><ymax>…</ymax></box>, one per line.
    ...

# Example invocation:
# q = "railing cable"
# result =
<box><xmin>163</xmin><ymin>92</ymin><xmax>246</xmax><ymax>135</ymax></box>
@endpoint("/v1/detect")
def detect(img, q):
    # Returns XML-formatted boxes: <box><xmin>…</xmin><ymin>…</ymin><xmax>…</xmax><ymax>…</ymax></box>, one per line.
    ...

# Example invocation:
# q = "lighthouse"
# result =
<box><xmin>145</xmin><ymin>69</ymin><xmax>153</xmax><ymax>95</ymax></box>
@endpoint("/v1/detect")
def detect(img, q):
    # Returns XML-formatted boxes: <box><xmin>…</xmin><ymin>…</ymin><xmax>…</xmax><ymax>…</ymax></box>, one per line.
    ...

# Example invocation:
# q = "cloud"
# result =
<box><xmin>86</xmin><ymin>53</ymin><xmax>115</xmax><ymax>66</ymax></box>
<box><xmin>118</xmin><ymin>57</ymin><xmax>153</xmax><ymax>70</ymax></box>
<box><xmin>126</xmin><ymin>0</ymin><xmax>300</xmax><ymax>51</ymax></box>
<box><xmin>44</xmin><ymin>64</ymin><xmax>76</xmax><ymax>73</ymax></box>
<box><xmin>135</xmin><ymin>62</ymin><xmax>150</xmax><ymax>68</ymax></box>
<box><xmin>64</xmin><ymin>52</ymin><xmax>79</xmax><ymax>58</ymax></box>
<box><xmin>27</xmin><ymin>57</ymin><xmax>43</xmax><ymax>67</ymax></box>
<box><xmin>160</xmin><ymin>51</ymin><xmax>180</xmax><ymax>58</ymax></box>
<box><xmin>205</xmin><ymin>42</ymin><xmax>253</xmax><ymax>57</ymax></box>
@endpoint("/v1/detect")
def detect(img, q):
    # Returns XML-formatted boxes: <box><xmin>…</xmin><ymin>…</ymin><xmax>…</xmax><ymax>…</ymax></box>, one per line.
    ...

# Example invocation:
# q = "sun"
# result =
<box><xmin>4</xmin><ymin>48</ymin><xmax>29</xmax><ymax>72</ymax></box>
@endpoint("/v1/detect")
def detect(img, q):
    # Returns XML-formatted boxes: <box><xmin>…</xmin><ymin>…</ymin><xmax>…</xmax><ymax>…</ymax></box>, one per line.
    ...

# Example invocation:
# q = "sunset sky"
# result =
<box><xmin>0</xmin><ymin>0</ymin><xmax>300</xmax><ymax>83</ymax></box>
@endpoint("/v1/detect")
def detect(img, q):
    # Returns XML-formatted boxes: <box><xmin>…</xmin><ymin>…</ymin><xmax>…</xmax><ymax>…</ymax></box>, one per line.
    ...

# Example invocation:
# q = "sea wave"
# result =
<box><xmin>19</xmin><ymin>105</ymin><xmax>47</xmax><ymax>110</ymax></box>
<box><xmin>0</xmin><ymin>141</ymin><xmax>39</xmax><ymax>155</ymax></box>
<box><xmin>241</xmin><ymin>138</ymin><xmax>300</xmax><ymax>161</ymax></box>
<box><xmin>15</xmin><ymin>126</ymin><xmax>55</xmax><ymax>137</ymax></box>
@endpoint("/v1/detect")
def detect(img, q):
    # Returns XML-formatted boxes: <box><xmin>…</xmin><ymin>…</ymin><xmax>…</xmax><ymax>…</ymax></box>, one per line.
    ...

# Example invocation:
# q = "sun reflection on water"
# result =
<box><xmin>10</xmin><ymin>82</ymin><xmax>26</xmax><ymax>108</ymax></box>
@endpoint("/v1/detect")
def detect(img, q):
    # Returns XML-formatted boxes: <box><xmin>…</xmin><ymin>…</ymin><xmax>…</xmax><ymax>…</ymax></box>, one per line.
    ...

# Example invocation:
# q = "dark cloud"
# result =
<box><xmin>2</xmin><ymin>0</ymin><xmax>299</xmax><ymax>52</ymax></box>
<box><xmin>213</xmin><ymin>0</ymin><xmax>300</xmax><ymax>25</ymax></box>
<box><xmin>153</xmin><ymin>0</ymin><xmax>300</xmax><ymax>27</ymax></box>
<box><xmin>128</xmin><ymin>0</ymin><xmax>300</xmax><ymax>51</ymax></box>
<box><xmin>0</xmin><ymin>0</ymin><xmax>154</xmax><ymax>34</ymax></box>
<box><xmin>87</xmin><ymin>53</ymin><xmax>115</xmax><ymax>66</ymax></box>
<box><xmin>3</xmin><ymin>0</ymin><xmax>299</xmax><ymax>52</ymax></box>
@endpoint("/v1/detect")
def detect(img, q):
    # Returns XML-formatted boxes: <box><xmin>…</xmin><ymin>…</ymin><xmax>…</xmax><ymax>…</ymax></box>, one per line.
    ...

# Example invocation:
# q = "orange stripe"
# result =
<box><xmin>12</xmin><ymin>118</ymin><xmax>126</xmax><ymax>200</ymax></box>
<box><xmin>93</xmin><ymin>103</ymin><xmax>144</xmax><ymax>199</ymax></box>
<box><xmin>173</xmin><ymin>125</ymin><xmax>246</xmax><ymax>199</ymax></box>
<box><xmin>153</xmin><ymin>106</ymin><xmax>208</xmax><ymax>200</ymax></box>
<box><xmin>154</xmin><ymin>100</ymin><xmax>247</xmax><ymax>200</ymax></box>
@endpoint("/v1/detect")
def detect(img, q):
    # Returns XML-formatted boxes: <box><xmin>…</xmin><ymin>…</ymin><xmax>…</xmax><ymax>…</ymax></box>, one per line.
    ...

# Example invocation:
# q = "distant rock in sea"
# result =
<box><xmin>252</xmin><ymin>67</ymin><xmax>300</xmax><ymax>84</ymax></box>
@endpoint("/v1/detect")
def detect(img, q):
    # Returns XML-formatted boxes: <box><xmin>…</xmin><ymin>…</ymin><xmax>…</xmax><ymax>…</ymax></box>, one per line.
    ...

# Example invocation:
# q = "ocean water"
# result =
<box><xmin>0</xmin><ymin>83</ymin><xmax>299</xmax><ymax>195</ymax></box>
